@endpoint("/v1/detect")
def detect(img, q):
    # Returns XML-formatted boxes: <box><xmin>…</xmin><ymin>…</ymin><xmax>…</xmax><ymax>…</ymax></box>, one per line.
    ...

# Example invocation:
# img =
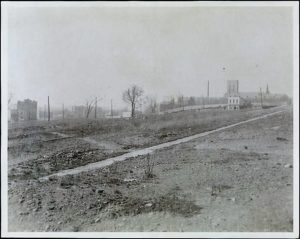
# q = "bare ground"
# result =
<box><xmin>7</xmin><ymin>107</ymin><xmax>293</xmax><ymax>232</ymax></box>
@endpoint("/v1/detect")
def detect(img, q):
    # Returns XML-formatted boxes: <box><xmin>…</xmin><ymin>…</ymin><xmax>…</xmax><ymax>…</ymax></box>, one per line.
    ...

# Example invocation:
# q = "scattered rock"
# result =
<box><xmin>88</xmin><ymin>203</ymin><xmax>96</xmax><ymax>209</ymax></box>
<box><xmin>244</xmin><ymin>146</ymin><xmax>248</xmax><ymax>149</ymax></box>
<box><xmin>20</xmin><ymin>211</ymin><xmax>29</xmax><ymax>216</ymax></box>
<box><xmin>145</xmin><ymin>203</ymin><xmax>153</xmax><ymax>207</ymax></box>
<box><xmin>94</xmin><ymin>218</ymin><xmax>101</xmax><ymax>223</ymax></box>
<box><xmin>48</xmin><ymin>176</ymin><xmax>58</xmax><ymax>181</ymax></box>
<box><xmin>276</xmin><ymin>137</ymin><xmax>288</xmax><ymax>141</ymax></box>
<box><xmin>48</xmin><ymin>206</ymin><xmax>55</xmax><ymax>210</ymax></box>
<box><xmin>96</xmin><ymin>188</ymin><xmax>104</xmax><ymax>194</ymax></box>
<box><xmin>124</xmin><ymin>178</ymin><xmax>136</xmax><ymax>182</ymax></box>
<box><xmin>72</xmin><ymin>226</ymin><xmax>80</xmax><ymax>232</ymax></box>
<box><xmin>33</xmin><ymin>207</ymin><xmax>41</xmax><ymax>212</ymax></box>
<box><xmin>284</xmin><ymin>164</ymin><xmax>293</xmax><ymax>168</ymax></box>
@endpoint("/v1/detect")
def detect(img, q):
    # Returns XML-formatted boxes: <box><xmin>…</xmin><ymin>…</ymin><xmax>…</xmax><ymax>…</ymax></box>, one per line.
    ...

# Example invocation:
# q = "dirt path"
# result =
<box><xmin>41</xmin><ymin>109</ymin><xmax>286</xmax><ymax>180</ymax></box>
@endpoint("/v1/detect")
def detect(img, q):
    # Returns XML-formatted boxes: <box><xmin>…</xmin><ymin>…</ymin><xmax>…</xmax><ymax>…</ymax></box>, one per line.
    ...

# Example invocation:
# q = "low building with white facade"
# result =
<box><xmin>227</xmin><ymin>96</ymin><xmax>240</xmax><ymax>110</ymax></box>
<box><xmin>226</xmin><ymin>80</ymin><xmax>240</xmax><ymax>110</ymax></box>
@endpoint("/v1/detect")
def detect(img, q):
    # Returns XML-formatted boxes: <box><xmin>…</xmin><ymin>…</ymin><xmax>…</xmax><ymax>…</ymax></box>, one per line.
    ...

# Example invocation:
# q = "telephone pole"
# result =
<box><xmin>111</xmin><ymin>99</ymin><xmax>113</xmax><ymax>118</ymax></box>
<box><xmin>47</xmin><ymin>96</ymin><xmax>50</xmax><ymax>121</ymax></box>
<box><xmin>62</xmin><ymin>103</ymin><xmax>64</xmax><ymax>120</ymax></box>
<box><xmin>95</xmin><ymin>97</ymin><xmax>97</xmax><ymax>119</ymax></box>
<box><xmin>207</xmin><ymin>80</ymin><xmax>210</xmax><ymax>105</ymax></box>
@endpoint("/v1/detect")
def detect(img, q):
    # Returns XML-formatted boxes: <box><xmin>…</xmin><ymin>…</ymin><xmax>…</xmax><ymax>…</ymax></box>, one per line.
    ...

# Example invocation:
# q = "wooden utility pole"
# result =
<box><xmin>111</xmin><ymin>99</ymin><xmax>113</xmax><ymax>118</ymax></box>
<box><xmin>260</xmin><ymin>88</ymin><xmax>263</xmax><ymax>108</ymax></box>
<box><xmin>95</xmin><ymin>97</ymin><xmax>97</xmax><ymax>119</ymax></box>
<box><xmin>207</xmin><ymin>80</ymin><xmax>210</xmax><ymax>105</ymax></box>
<box><xmin>182</xmin><ymin>95</ymin><xmax>184</xmax><ymax>111</ymax></box>
<box><xmin>47</xmin><ymin>96</ymin><xmax>50</xmax><ymax>121</ymax></box>
<box><xmin>62</xmin><ymin>103</ymin><xmax>64</xmax><ymax>120</ymax></box>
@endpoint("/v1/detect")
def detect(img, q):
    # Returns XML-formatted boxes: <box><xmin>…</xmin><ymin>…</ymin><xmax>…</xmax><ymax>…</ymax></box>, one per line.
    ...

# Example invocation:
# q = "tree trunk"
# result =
<box><xmin>131</xmin><ymin>102</ymin><xmax>135</xmax><ymax>118</ymax></box>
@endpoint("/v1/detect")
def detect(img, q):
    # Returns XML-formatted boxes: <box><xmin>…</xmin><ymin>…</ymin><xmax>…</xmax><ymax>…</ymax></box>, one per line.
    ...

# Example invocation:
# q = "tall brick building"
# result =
<box><xmin>17</xmin><ymin>99</ymin><xmax>37</xmax><ymax>121</ymax></box>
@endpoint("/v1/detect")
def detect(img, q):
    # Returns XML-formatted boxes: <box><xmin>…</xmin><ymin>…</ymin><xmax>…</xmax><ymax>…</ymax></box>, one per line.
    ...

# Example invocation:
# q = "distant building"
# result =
<box><xmin>16</xmin><ymin>99</ymin><xmax>37</xmax><ymax>121</ymax></box>
<box><xmin>226</xmin><ymin>80</ymin><xmax>240</xmax><ymax>110</ymax></box>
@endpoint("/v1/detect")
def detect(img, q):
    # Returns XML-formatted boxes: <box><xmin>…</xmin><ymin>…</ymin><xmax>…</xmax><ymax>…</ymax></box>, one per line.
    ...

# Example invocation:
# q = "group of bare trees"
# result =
<box><xmin>80</xmin><ymin>86</ymin><xmax>146</xmax><ymax>120</ymax></box>
<box><xmin>122</xmin><ymin>84</ymin><xmax>160</xmax><ymax>118</ymax></box>
<box><xmin>83</xmin><ymin>85</ymin><xmax>154</xmax><ymax>120</ymax></box>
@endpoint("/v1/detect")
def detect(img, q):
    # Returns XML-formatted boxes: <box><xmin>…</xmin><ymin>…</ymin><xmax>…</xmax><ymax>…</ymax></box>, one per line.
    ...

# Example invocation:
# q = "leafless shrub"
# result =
<box><xmin>144</xmin><ymin>154</ymin><xmax>155</xmax><ymax>179</ymax></box>
<box><xmin>53</xmin><ymin>157</ymin><xmax>58</xmax><ymax>169</ymax></box>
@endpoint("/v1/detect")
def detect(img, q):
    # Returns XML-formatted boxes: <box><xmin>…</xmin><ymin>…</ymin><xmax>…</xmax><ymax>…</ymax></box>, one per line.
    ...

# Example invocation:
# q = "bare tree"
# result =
<box><xmin>122</xmin><ymin>85</ymin><xmax>144</xmax><ymax>118</ymax></box>
<box><xmin>86</xmin><ymin>97</ymin><xmax>102</xmax><ymax>119</ymax></box>
<box><xmin>85</xmin><ymin>99</ymin><xmax>94</xmax><ymax>119</ymax></box>
<box><xmin>177</xmin><ymin>95</ymin><xmax>184</xmax><ymax>110</ymax></box>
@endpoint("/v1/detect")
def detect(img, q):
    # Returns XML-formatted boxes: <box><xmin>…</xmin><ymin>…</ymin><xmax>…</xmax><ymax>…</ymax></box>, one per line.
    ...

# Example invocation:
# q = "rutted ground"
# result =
<box><xmin>7</xmin><ymin>107</ymin><xmax>293</xmax><ymax>232</ymax></box>
<box><xmin>8</xmin><ymin>107</ymin><xmax>284</xmax><ymax>180</ymax></box>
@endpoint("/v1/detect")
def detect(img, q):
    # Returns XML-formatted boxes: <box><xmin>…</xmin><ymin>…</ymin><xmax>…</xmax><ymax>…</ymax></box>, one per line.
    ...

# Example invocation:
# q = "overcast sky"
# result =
<box><xmin>6</xmin><ymin>5</ymin><xmax>294</xmax><ymax>109</ymax></box>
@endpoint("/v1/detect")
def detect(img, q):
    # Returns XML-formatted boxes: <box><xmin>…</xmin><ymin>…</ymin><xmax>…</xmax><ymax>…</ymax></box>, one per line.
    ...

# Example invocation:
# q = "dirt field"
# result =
<box><xmin>7</xmin><ymin>106</ymin><xmax>293</xmax><ymax>232</ymax></box>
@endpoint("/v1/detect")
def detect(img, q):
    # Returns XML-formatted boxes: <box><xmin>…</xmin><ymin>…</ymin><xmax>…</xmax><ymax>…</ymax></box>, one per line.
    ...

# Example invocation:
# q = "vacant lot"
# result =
<box><xmin>8</xmin><ymin>107</ymin><xmax>284</xmax><ymax>179</ymax></box>
<box><xmin>7</xmin><ymin>106</ymin><xmax>293</xmax><ymax>232</ymax></box>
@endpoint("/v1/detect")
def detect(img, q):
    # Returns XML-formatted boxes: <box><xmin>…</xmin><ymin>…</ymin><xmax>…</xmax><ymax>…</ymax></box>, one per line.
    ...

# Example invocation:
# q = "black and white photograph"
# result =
<box><xmin>1</xmin><ymin>1</ymin><xmax>299</xmax><ymax>238</ymax></box>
